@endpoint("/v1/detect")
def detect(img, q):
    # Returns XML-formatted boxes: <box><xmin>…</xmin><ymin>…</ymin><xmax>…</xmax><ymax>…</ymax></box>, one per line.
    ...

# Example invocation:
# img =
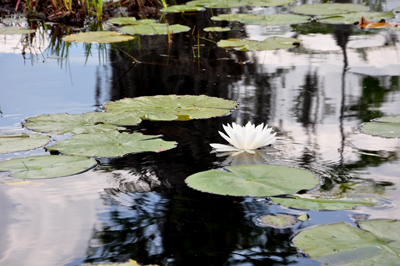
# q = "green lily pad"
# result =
<box><xmin>293</xmin><ymin>3</ymin><xmax>368</xmax><ymax>16</ymax></box>
<box><xmin>107</xmin><ymin>17</ymin><xmax>157</xmax><ymax>25</ymax></box>
<box><xmin>212</xmin><ymin>14</ymin><xmax>310</xmax><ymax>25</ymax></box>
<box><xmin>218</xmin><ymin>37</ymin><xmax>301</xmax><ymax>51</ymax></box>
<box><xmin>203</xmin><ymin>26</ymin><xmax>230</xmax><ymax>32</ymax></box>
<box><xmin>0</xmin><ymin>133</ymin><xmax>50</xmax><ymax>154</ymax></box>
<box><xmin>186</xmin><ymin>0</ymin><xmax>294</xmax><ymax>9</ymax></box>
<box><xmin>46</xmin><ymin>131</ymin><xmax>177</xmax><ymax>158</ymax></box>
<box><xmin>358</xmin><ymin>115</ymin><xmax>400</xmax><ymax>138</ymax></box>
<box><xmin>0</xmin><ymin>155</ymin><xmax>97</xmax><ymax>179</ymax></box>
<box><xmin>104</xmin><ymin>95</ymin><xmax>237</xmax><ymax>121</ymax></box>
<box><xmin>185</xmin><ymin>164</ymin><xmax>319</xmax><ymax>197</ymax></box>
<box><xmin>297</xmin><ymin>214</ymin><xmax>308</xmax><ymax>221</ymax></box>
<box><xmin>320</xmin><ymin>11</ymin><xmax>394</xmax><ymax>24</ymax></box>
<box><xmin>292</xmin><ymin>219</ymin><xmax>400</xmax><ymax>265</ymax></box>
<box><xmin>62</xmin><ymin>31</ymin><xmax>135</xmax><ymax>43</ymax></box>
<box><xmin>120</xmin><ymin>23</ymin><xmax>190</xmax><ymax>36</ymax></box>
<box><xmin>271</xmin><ymin>195</ymin><xmax>375</xmax><ymax>210</ymax></box>
<box><xmin>256</xmin><ymin>213</ymin><xmax>298</xmax><ymax>228</ymax></box>
<box><xmin>0</xmin><ymin>27</ymin><xmax>35</xmax><ymax>34</ymax></box>
<box><xmin>23</xmin><ymin>112</ymin><xmax>142</xmax><ymax>135</ymax></box>
<box><xmin>161</xmin><ymin>5</ymin><xmax>205</xmax><ymax>13</ymax></box>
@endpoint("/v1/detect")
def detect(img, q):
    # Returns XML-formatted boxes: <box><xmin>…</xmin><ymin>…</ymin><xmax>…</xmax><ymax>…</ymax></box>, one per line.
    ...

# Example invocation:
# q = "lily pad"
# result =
<box><xmin>292</xmin><ymin>219</ymin><xmax>400</xmax><ymax>265</ymax></box>
<box><xmin>23</xmin><ymin>112</ymin><xmax>141</xmax><ymax>135</ymax></box>
<box><xmin>212</xmin><ymin>14</ymin><xmax>310</xmax><ymax>25</ymax></box>
<box><xmin>185</xmin><ymin>164</ymin><xmax>319</xmax><ymax>197</ymax></box>
<box><xmin>271</xmin><ymin>195</ymin><xmax>375</xmax><ymax>210</ymax></box>
<box><xmin>320</xmin><ymin>11</ymin><xmax>394</xmax><ymax>24</ymax></box>
<box><xmin>186</xmin><ymin>0</ymin><xmax>294</xmax><ymax>9</ymax></box>
<box><xmin>203</xmin><ymin>27</ymin><xmax>230</xmax><ymax>32</ymax></box>
<box><xmin>0</xmin><ymin>27</ymin><xmax>35</xmax><ymax>34</ymax></box>
<box><xmin>256</xmin><ymin>213</ymin><xmax>298</xmax><ymax>228</ymax></box>
<box><xmin>0</xmin><ymin>133</ymin><xmax>50</xmax><ymax>154</ymax></box>
<box><xmin>358</xmin><ymin>115</ymin><xmax>400</xmax><ymax>138</ymax></box>
<box><xmin>62</xmin><ymin>31</ymin><xmax>135</xmax><ymax>43</ymax></box>
<box><xmin>107</xmin><ymin>17</ymin><xmax>157</xmax><ymax>25</ymax></box>
<box><xmin>161</xmin><ymin>5</ymin><xmax>205</xmax><ymax>13</ymax></box>
<box><xmin>120</xmin><ymin>23</ymin><xmax>190</xmax><ymax>36</ymax></box>
<box><xmin>218</xmin><ymin>37</ymin><xmax>300</xmax><ymax>51</ymax></box>
<box><xmin>0</xmin><ymin>155</ymin><xmax>97</xmax><ymax>179</ymax></box>
<box><xmin>46</xmin><ymin>131</ymin><xmax>177</xmax><ymax>158</ymax></box>
<box><xmin>104</xmin><ymin>95</ymin><xmax>237</xmax><ymax>121</ymax></box>
<box><xmin>293</xmin><ymin>3</ymin><xmax>368</xmax><ymax>16</ymax></box>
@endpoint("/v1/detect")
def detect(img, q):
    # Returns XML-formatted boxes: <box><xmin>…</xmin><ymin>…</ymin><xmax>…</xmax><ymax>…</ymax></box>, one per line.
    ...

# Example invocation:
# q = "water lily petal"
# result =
<box><xmin>210</xmin><ymin>143</ymin><xmax>241</xmax><ymax>152</ymax></box>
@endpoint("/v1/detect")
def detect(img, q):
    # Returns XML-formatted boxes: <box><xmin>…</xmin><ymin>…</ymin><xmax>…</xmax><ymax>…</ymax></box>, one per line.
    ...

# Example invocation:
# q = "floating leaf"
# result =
<box><xmin>62</xmin><ymin>31</ymin><xmax>135</xmax><ymax>43</ymax></box>
<box><xmin>46</xmin><ymin>131</ymin><xmax>177</xmax><ymax>158</ymax></box>
<box><xmin>320</xmin><ymin>11</ymin><xmax>394</xmax><ymax>24</ymax></box>
<box><xmin>104</xmin><ymin>95</ymin><xmax>237</xmax><ymax>121</ymax></box>
<box><xmin>297</xmin><ymin>214</ymin><xmax>308</xmax><ymax>221</ymax></box>
<box><xmin>120</xmin><ymin>23</ymin><xmax>190</xmax><ymax>35</ymax></box>
<box><xmin>212</xmin><ymin>14</ymin><xmax>310</xmax><ymax>25</ymax></box>
<box><xmin>203</xmin><ymin>27</ymin><xmax>230</xmax><ymax>32</ymax></box>
<box><xmin>161</xmin><ymin>5</ymin><xmax>205</xmax><ymax>13</ymax></box>
<box><xmin>107</xmin><ymin>17</ymin><xmax>137</xmax><ymax>25</ymax></box>
<box><xmin>0</xmin><ymin>27</ymin><xmax>35</xmax><ymax>34</ymax></box>
<box><xmin>186</xmin><ymin>0</ymin><xmax>294</xmax><ymax>9</ymax></box>
<box><xmin>0</xmin><ymin>155</ymin><xmax>97</xmax><ymax>179</ymax></box>
<box><xmin>0</xmin><ymin>133</ymin><xmax>50</xmax><ymax>154</ymax></box>
<box><xmin>292</xmin><ymin>219</ymin><xmax>400</xmax><ymax>265</ymax></box>
<box><xmin>271</xmin><ymin>195</ymin><xmax>375</xmax><ymax>210</ymax></box>
<box><xmin>23</xmin><ymin>112</ymin><xmax>141</xmax><ymax>135</ymax></box>
<box><xmin>293</xmin><ymin>3</ymin><xmax>368</xmax><ymax>16</ymax></box>
<box><xmin>256</xmin><ymin>213</ymin><xmax>298</xmax><ymax>228</ymax></box>
<box><xmin>218</xmin><ymin>37</ymin><xmax>300</xmax><ymax>51</ymax></box>
<box><xmin>185</xmin><ymin>164</ymin><xmax>319</xmax><ymax>197</ymax></box>
<box><xmin>358</xmin><ymin>115</ymin><xmax>400</xmax><ymax>138</ymax></box>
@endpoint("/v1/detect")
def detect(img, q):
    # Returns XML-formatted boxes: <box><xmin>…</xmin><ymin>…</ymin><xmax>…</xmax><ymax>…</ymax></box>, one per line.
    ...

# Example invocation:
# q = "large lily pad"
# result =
<box><xmin>120</xmin><ymin>23</ymin><xmax>190</xmax><ymax>36</ymax></box>
<box><xmin>161</xmin><ymin>5</ymin><xmax>205</xmax><ymax>13</ymax></box>
<box><xmin>0</xmin><ymin>133</ymin><xmax>50</xmax><ymax>154</ymax></box>
<box><xmin>292</xmin><ymin>219</ymin><xmax>400</xmax><ymax>265</ymax></box>
<box><xmin>293</xmin><ymin>3</ymin><xmax>368</xmax><ymax>16</ymax></box>
<box><xmin>212</xmin><ymin>14</ymin><xmax>310</xmax><ymax>25</ymax></box>
<box><xmin>256</xmin><ymin>213</ymin><xmax>298</xmax><ymax>228</ymax></box>
<box><xmin>0</xmin><ymin>155</ymin><xmax>97</xmax><ymax>179</ymax></box>
<box><xmin>320</xmin><ymin>11</ymin><xmax>394</xmax><ymax>24</ymax></box>
<box><xmin>46</xmin><ymin>131</ymin><xmax>177</xmax><ymax>158</ymax></box>
<box><xmin>62</xmin><ymin>31</ymin><xmax>135</xmax><ymax>43</ymax></box>
<box><xmin>0</xmin><ymin>27</ymin><xmax>35</xmax><ymax>34</ymax></box>
<box><xmin>104</xmin><ymin>95</ymin><xmax>237</xmax><ymax>121</ymax></box>
<box><xmin>218</xmin><ymin>37</ymin><xmax>300</xmax><ymax>51</ymax></box>
<box><xmin>358</xmin><ymin>115</ymin><xmax>400</xmax><ymax>138</ymax></box>
<box><xmin>185</xmin><ymin>164</ymin><xmax>319</xmax><ymax>197</ymax></box>
<box><xmin>186</xmin><ymin>0</ymin><xmax>294</xmax><ymax>9</ymax></box>
<box><xmin>23</xmin><ymin>112</ymin><xmax>141</xmax><ymax>135</ymax></box>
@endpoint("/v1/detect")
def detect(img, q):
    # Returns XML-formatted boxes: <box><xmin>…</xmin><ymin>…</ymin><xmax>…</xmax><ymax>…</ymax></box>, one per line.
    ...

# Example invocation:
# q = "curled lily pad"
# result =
<box><xmin>161</xmin><ymin>5</ymin><xmax>205</xmax><ymax>13</ymax></box>
<box><xmin>0</xmin><ymin>133</ymin><xmax>50</xmax><ymax>154</ymax></box>
<box><xmin>256</xmin><ymin>213</ymin><xmax>298</xmax><ymax>228</ymax></box>
<box><xmin>23</xmin><ymin>112</ymin><xmax>142</xmax><ymax>135</ymax></box>
<box><xmin>104</xmin><ymin>95</ymin><xmax>237</xmax><ymax>121</ymax></box>
<box><xmin>46</xmin><ymin>131</ymin><xmax>177</xmax><ymax>158</ymax></box>
<box><xmin>186</xmin><ymin>0</ymin><xmax>294</xmax><ymax>9</ymax></box>
<box><xmin>293</xmin><ymin>219</ymin><xmax>400</xmax><ymax>265</ymax></box>
<box><xmin>212</xmin><ymin>14</ymin><xmax>310</xmax><ymax>25</ymax></box>
<box><xmin>358</xmin><ymin>115</ymin><xmax>400</xmax><ymax>138</ymax></box>
<box><xmin>0</xmin><ymin>27</ymin><xmax>35</xmax><ymax>34</ymax></box>
<box><xmin>203</xmin><ymin>27</ymin><xmax>230</xmax><ymax>32</ymax></box>
<box><xmin>185</xmin><ymin>164</ymin><xmax>319</xmax><ymax>197</ymax></box>
<box><xmin>293</xmin><ymin>3</ymin><xmax>368</xmax><ymax>16</ymax></box>
<box><xmin>320</xmin><ymin>11</ymin><xmax>394</xmax><ymax>24</ymax></box>
<box><xmin>120</xmin><ymin>23</ymin><xmax>190</xmax><ymax>36</ymax></box>
<box><xmin>62</xmin><ymin>31</ymin><xmax>135</xmax><ymax>43</ymax></box>
<box><xmin>218</xmin><ymin>37</ymin><xmax>300</xmax><ymax>51</ymax></box>
<box><xmin>0</xmin><ymin>155</ymin><xmax>97</xmax><ymax>179</ymax></box>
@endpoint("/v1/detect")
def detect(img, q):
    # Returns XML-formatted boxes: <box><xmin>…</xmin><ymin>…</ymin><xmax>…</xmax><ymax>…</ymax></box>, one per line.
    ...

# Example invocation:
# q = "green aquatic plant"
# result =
<box><xmin>256</xmin><ymin>214</ymin><xmax>299</xmax><ymax>228</ymax></box>
<box><xmin>62</xmin><ymin>31</ymin><xmax>135</xmax><ymax>43</ymax></box>
<box><xmin>218</xmin><ymin>37</ymin><xmax>301</xmax><ymax>51</ymax></box>
<box><xmin>161</xmin><ymin>4</ymin><xmax>205</xmax><ymax>13</ymax></box>
<box><xmin>120</xmin><ymin>23</ymin><xmax>190</xmax><ymax>36</ymax></box>
<box><xmin>358</xmin><ymin>115</ymin><xmax>400</xmax><ymax>138</ymax></box>
<box><xmin>186</xmin><ymin>0</ymin><xmax>294</xmax><ymax>9</ymax></box>
<box><xmin>0</xmin><ymin>133</ymin><xmax>50</xmax><ymax>154</ymax></box>
<box><xmin>293</xmin><ymin>3</ymin><xmax>368</xmax><ymax>16</ymax></box>
<box><xmin>212</xmin><ymin>13</ymin><xmax>310</xmax><ymax>25</ymax></box>
<box><xmin>319</xmin><ymin>11</ymin><xmax>394</xmax><ymax>24</ymax></box>
<box><xmin>0</xmin><ymin>27</ymin><xmax>35</xmax><ymax>34</ymax></box>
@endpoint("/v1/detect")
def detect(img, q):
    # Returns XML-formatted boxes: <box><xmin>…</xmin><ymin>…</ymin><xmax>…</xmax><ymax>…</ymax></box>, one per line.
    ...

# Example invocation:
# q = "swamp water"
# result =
<box><xmin>1</xmin><ymin>0</ymin><xmax>400</xmax><ymax>265</ymax></box>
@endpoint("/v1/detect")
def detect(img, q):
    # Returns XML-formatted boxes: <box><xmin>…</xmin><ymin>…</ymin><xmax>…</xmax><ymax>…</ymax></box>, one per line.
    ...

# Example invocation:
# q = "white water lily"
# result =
<box><xmin>210</xmin><ymin>122</ymin><xmax>277</xmax><ymax>155</ymax></box>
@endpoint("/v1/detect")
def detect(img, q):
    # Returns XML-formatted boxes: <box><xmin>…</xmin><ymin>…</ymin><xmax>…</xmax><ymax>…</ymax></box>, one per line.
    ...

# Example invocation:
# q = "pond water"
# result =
<box><xmin>1</xmin><ymin>0</ymin><xmax>400</xmax><ymax>265</ymax></box>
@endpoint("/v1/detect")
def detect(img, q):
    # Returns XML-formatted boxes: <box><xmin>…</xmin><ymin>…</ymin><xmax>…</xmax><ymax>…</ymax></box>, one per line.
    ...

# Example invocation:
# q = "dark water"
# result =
<box><xmin>1</xmin><ymin>0</ymin><xmax>400</xmax><ymax>265</ymax></box>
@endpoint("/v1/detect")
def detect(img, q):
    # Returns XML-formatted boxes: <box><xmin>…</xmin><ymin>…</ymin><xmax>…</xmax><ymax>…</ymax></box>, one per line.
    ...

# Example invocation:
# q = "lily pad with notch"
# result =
<box><xmin>186</xmin><ymin>0</ymin><xmax>294</xmax><ymax>9</ymax></box>
<box><xmin>293</xmin><ymin>3</ymin><xmax>368</xmax><ymax>16</ymax></box>
<box><xmin>212</xmin><ymin>14</ymin><xmax>310</xmax><ymax>25</ymax></box>
<box><xmin>0</xmin><ymin>155</ymin><xmax>97</xmax><ymax>179</ymax></box>
<box><xmin>218</xmin><ymin>37</ymin><xmax>301</xmax><ymax>51</ymax></box>
<box><xmin>358</xmin><ymin>115</ymin><xmax>400</xmax><ymax>138</ymax></box>
<box><xmin>292</xmin><ymin>219</ymin><xmax>400</xmax><ymax>265</ymax></box>
<box><xmin>120</xmin><ymin>23</ymin><xmax>190</xmax><ymax>36</ymax></box>
<box><xmin>0</xmin><ymin>133</ymin><xmax>50</xmax><ymax>154</ymax></box>
<box><xmin>185</xmin><ymin>164</ymin><xmax>319</xmax><ymax>197</ymax></box>
<box><xmin>104</xmin><ymin>95</ymin><xmax>237</xmax><ymax>121</ymax></box>
<box><xmin>46</xmin><ymin>131</ymin><xmax>177</xmax><ymax>158</ymax></box>
<box><xmin>62</xmin><ymin>31</ymin><xmax>135</xmax><ymax>43</ymax></box>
